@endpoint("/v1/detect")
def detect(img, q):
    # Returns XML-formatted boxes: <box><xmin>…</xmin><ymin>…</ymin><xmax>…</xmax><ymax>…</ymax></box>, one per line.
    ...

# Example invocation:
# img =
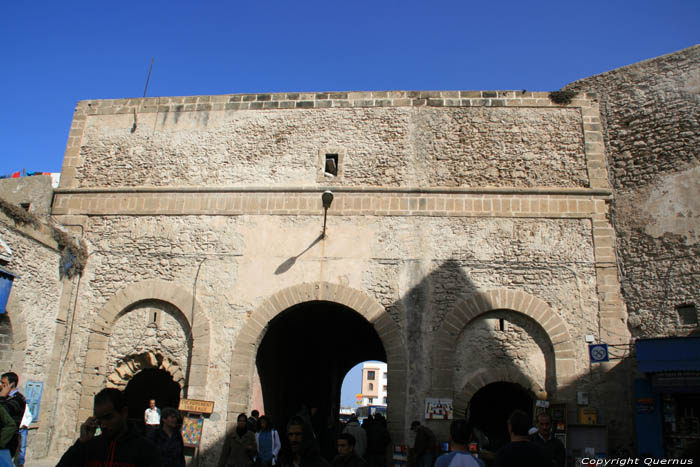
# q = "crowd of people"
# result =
<box><xmin>0</xmin><ymin>375</ymin><xmax>571</xmax><ymax>467</ymax></box>
<box><xmin>409</xmin><ymin>411</ymin><xmax>565</xmax><ymax>467</ymax></box>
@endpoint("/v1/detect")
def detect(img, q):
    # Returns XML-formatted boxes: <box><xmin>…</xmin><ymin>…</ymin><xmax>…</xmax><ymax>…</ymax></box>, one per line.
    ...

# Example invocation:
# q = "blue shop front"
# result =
<box><xmin>635</xmin><ymin>337</ymin><xmax>700</xmax><ymax>458</ymax></box>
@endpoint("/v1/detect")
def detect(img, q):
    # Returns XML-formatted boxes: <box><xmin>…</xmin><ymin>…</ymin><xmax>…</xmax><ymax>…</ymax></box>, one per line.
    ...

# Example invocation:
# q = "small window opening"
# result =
<box><xmin>19</xmin><ymin>203</ymin><xmax>30</xmax><ymax>211</ymax></box>
<box><xmin>368</xmin><ymin>383</ymin><xmax>373</xmax><ymax>391</ymax></box>
<box><xmin>324</xmin><ymin>154</ymin><xmax>338</xmax><ymax>176</ymax></box>
<box><xmin>499</xmin><ymin>318</ymin><xmax>506</xmax><ymax>331</ymax></box>
<box><xmin>153</xmin><ymin>312</ymin><xmax>158</xmax><ymax>322</ymax></box>
<box><xmin>677</xmin><ymin>304</ymin><xmax>698</xmax><ymax>326</ymax></box>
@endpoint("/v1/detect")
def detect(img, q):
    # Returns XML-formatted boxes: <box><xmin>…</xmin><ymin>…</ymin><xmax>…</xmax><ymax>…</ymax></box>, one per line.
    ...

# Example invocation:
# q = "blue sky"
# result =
<box><xmin>341</xmin><ymin>362</ymin><xmax>366</xmax><ymax>407</ymax></box>
<box><xmin>1</xmin><ymin>1</ymin><xmax>698</xmax><ymax>175</ymax></box>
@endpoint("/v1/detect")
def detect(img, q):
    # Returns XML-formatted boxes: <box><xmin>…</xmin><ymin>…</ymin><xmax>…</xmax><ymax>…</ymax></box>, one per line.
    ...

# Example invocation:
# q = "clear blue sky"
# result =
<box><xmin>1</xmin><ymin>1</ymin><xmax>698</xmax><ymax>175</ymax></box>
<box><xmin>341</xmin><ymin>362</ymin><xmax>365</xmax><ymax>408</ymax></box>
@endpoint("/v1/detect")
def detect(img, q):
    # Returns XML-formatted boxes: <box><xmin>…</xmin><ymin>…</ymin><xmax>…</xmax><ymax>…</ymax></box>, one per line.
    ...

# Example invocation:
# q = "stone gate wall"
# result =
<box><xmin>569</xmin><ymin>45</ymin><xmax>700</xmax><ymax>337</ymax></box>
<box><xmin>48</xmin><ymin>88</ymin><xmax>631</xmax><ymax>460</ymax></box>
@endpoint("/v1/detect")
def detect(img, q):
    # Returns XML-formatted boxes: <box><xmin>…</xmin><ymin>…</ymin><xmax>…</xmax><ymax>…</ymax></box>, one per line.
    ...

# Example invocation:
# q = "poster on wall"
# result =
<box><xmin>425</xmin><ymin>398</ymin><xmax>453</xmax><ymax>420</ymax></box>
<box><xmin>181</xmin><ymin>415</ymin><xmax>204</xmax><ymax>448</ymax></box>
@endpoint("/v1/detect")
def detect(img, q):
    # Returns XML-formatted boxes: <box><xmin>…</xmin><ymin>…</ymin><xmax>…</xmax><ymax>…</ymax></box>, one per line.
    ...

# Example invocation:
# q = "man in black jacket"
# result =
<box><xmin>279</xmin><ymin>416</ymin><xmax>330</xmax><ymax>467</ymax></box>
<box><xmin>0</xmin><ymin>371</ymin><xmax>26</xmax><ymax>457</ymax></box>
<box><xmin>57</xmin><ymin>387</ymin><xmax>159</xmax><ymax>467</ymax></box>
<box><xmin>529</xmin><ymin>413</ymin><xmax>565</xmax><ymax>467</ymax></box>
<box><xmin>332</xmin><ymin>433</ymin><xmax>367</xmax><ymax>467</ymax></box>
<box><xmin>494</xmin><ymin>410</ymin><xmax>551</xmax><ymax>467</ymax></box>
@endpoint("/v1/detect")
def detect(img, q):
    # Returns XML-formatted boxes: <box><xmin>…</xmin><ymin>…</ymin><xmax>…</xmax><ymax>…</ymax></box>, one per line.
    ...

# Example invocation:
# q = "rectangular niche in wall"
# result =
<box><xmin>325</xmin><ymin>154</ymin><xmax>338</xmax><ymax>176</ymax></box>
<box><xmin>317</xmin><ymin>148</ymin><xmax>344</xmax><ymax>182</ymax></box>
<box><xmin>677</xmin><ymin>304</ymin><xmax>698</xmax><ymax>326</ymax></box>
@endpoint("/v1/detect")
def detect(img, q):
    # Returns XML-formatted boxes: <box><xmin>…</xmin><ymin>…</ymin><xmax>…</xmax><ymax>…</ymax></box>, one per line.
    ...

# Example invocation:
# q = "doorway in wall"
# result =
<box><xmin>124</xmin><ymin>368</ymin><xmax>181</xmax><ymax>430</ymax></box>
<box><xmin>467</xmin><ymin>381</ymin><xmax>533</xmax><ymax>451</ymax></box>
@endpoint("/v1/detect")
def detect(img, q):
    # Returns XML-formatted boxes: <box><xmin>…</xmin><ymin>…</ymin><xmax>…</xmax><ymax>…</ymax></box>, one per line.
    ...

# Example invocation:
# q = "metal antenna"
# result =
<box><xmin>143</xmin><ymin>57</ymin><xmax>154</xmax><ymax>97</ymax></box>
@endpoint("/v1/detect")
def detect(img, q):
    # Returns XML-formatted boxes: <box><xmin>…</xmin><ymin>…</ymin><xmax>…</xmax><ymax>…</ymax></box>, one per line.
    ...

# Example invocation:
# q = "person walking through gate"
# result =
<box><xmin>220</xmin><ymin>413</ymin><xmax>258</xmax><ymax>467</ymax></box>
<box><xmin>411</xmin><ymin>421</ymin><xmax>438</xmax><ymax>467</ymax></box>
<box><xmin>434</xmin><ymin>420</ymin><xmax>483</xmax><ymax>467</ymax></box>
<box><xmin>0</xmin><ymin>372</ymin><xmax>26</xmax><ymax>462</ymax></box>
<box><xmin>147</xmin><ymin>407</ymin><xmax>185</xmax><ymax>467</ymax></box>
<box><xmin>529</xmin><ymin>412</ymin><xmax>565</xmax><ymax>467</ymax></box>
<box><xmin>493</xmin><ymin>410</ymin><xmax>551</xmax><ymax>467</ymax></box>
<box><xmin>57</xmin><ymin>388</ymin><xmax>160</xmax><ymax>466</ymax></box>
<box><xmin>278</xmin><ymin>416</ymin><xmax>330</xmax><ymax>467</ymax></box>
<box><xmin>0</xmin><ymin>404</ymin><xmax>17</xmax><ymax>467</ymax></box>
<box><xmin>332</xmin><ymin>433</ymin><xmax>367</xmax><ymax>467</ymax></box>
<box><xmin>256</xmin><ymin>415</ymin><xmax>281</xmax><ymax>467</ymax></box>
<box><xmin>342</xmin><ymin>415</ymin><xmax>367</xmax><ymax>459</ymax></box>
<box><xmin>144</xmin><ymin>399</ymin><xmax>161</xmax><ymax>435</ymax></box>
<box><xmin>365</xmin><ymin>413</ymin><xmax>390</xmax><ymax>467</ymax></box>
<box><xmin>16</xmin><ymin>404</ymin><xmax>32</xmax><ymax>467</ymax></box>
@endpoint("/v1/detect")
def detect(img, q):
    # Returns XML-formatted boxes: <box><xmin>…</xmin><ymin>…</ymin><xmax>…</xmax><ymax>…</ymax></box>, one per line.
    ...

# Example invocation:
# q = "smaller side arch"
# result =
<box><xmin>431</xmin><ymin>288</ymin><xmax>575</xmax><ymax>398</ymax></box>
<box><xmin>77</xmin><ymin>280</ymin><xmax>211</xmax><ymax>423</ymax></box>
<box><xmin>453</xmin><ymin>367</ymin><xmax>547</xmax><ymax>418</ymax></box>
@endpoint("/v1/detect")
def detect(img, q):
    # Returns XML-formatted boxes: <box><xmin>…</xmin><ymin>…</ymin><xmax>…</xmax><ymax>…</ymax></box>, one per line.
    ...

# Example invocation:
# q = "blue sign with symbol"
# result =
<box><xmin>589</xmin><ymin>344</ymin><xmax>609</xmax><ymax>363</ymax></box>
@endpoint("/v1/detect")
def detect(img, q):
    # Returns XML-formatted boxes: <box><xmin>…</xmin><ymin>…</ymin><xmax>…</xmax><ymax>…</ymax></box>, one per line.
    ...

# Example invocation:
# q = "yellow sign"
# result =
<box><xmin>178</xmin><ymin>399</ymin><xmax>215</xmax><ymax>414</ymax></box>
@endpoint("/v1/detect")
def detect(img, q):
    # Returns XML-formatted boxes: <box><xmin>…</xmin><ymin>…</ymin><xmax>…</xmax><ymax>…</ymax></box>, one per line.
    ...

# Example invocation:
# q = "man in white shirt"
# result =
<box><xmin>17</xmin><ymin>404</ymin><xmax>33</xmax><ymax>466</ymax></box>
<box><xmin>144</xmin><ymin>399</ymin><xmax>161</xmax><ymax>435</ymax></box>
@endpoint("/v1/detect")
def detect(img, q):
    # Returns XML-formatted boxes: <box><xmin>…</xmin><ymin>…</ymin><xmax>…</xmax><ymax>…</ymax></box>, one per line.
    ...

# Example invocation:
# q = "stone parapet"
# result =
<box><xmin>72</xmin><ymin>90</ymin><xmax>600</xmax><ymax>114</ymax></box>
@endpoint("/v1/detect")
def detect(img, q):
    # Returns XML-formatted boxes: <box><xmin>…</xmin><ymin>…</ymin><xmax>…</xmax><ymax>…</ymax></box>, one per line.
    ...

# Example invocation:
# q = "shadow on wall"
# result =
<box><xmin>189</xmin><ymin>257</ymin><xmax>592</xmax><ymax>466</ymax></box>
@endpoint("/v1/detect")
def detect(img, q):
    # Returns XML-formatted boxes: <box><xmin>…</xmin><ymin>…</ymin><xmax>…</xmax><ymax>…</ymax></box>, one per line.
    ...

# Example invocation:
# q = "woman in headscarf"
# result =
<box><xmin>220</xmin><ymin>413</ymin><xmax>258</xmax><ymax>467</ymax></box>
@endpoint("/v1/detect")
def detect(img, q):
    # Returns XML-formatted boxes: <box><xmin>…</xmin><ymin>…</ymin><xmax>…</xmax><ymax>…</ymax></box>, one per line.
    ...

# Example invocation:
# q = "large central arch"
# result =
<box><xmin>227</xmin><ymin>282</ymin><xmax>407</xmax><ymax>441</ymax></box>
<box><xmin>257</xmin><ymin>300</ymin><xmax>386</xmax><ymax>441</ymax></box>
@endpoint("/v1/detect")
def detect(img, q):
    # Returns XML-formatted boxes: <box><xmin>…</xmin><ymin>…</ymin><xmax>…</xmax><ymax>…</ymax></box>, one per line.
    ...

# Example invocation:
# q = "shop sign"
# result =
<box><xmin>651</xmin><ymin>371</ymin><xmax>700</xmax><ymax>392</ymax></box>
<box><xmin>178</xmin><ymin>398</ymin><xmax>215</xmax><ymax>414</ymax></box>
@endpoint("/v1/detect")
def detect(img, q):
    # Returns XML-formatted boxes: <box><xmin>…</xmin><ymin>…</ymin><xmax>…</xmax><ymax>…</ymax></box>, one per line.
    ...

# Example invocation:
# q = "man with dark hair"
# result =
<box><xmin>247</xmin><ymin>409</ymin><xmax>260</xmax><ymax>433</ymax></box>
<box><xmin>411</xmin><ymin>421</ymin><xmax>438</xmax><ymax>467</ymax></box>
<box><xmin>332</xmin><ymin>433</ymin><xmax>367</xmax><ymax>467</ymax></box>
<box><xmin>435</xmin><ymin>420</ymin><xmax>483</xmax><ymax>467</ymax></box>
<box><xmin>494</xmin><ymin>410</ymin><xmax>550</xmax><ymax>467</ymax></box>
<box><xmin>342</xmin><ymin>415</ymin><xmax>367</xmax><ymax>458</ymax></box>
<box><xmin>279</xmin><ymin>416</ymin><xmax>330</xmax><ymax>467</ymax></box>
<box><xmin>148</xmin><ymin>407</ymin><xmax>185</xmax><ymax>467</ymax></box>
<box><xmin>0</xmin><ymin>371</ymin><xmax>26</xmax><ymax>458</ymax></box>
<box><xmin>365</xmin><ymin>413</ymin><xmax>390</xmax><ymax>467</ymax></box>
<box><xmin>57</xmin><ymin>388</ymin><xmax>160</xmax><ymax>466</ymax></box>
<box><xmin>530</xmin><ymin>413</ymin><xmax>565</xmax><ymax>467</ymax></box>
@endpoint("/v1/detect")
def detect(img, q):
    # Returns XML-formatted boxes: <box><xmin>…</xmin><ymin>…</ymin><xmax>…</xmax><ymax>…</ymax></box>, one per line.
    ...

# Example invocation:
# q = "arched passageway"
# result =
<box><xmin>467</xmin><ymin>382</ymin><xmax>533</xmax><ymax>451</ymax></box>
<box><xmin>124</xmin><ymin>368</ymin><xmax>181</xmax><ymax>429</ymax></box>
<box><xmin>256</xmin><ymin>301</ymin><xmax>386</xmax><ymax>435</ymax></box>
